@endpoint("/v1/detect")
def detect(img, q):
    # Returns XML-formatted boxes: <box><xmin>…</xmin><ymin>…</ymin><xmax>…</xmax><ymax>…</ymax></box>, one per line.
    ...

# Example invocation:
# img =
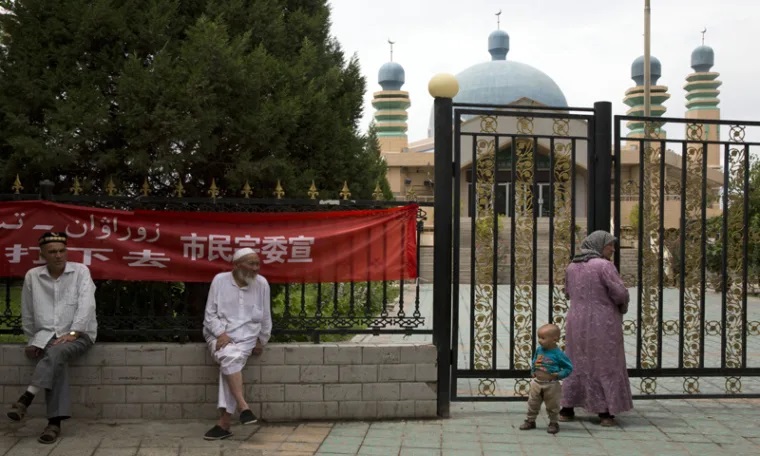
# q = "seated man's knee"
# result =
<box><xmin>44</xmin><ymin>344</ymin><xmax>66</xmax><ymax>362</ymax></box>
<box><xmin>218</xmin><ymin>353</ymin><xmax>247</xmax><ymax>375</ymax></box>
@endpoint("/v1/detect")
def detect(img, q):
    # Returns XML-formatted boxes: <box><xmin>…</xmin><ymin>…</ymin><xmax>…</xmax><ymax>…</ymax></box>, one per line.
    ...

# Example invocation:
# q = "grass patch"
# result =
<box><xmin>271</xmin><ymin>281</ymin><xmax>400</xmax><ymax>342</ymax></box>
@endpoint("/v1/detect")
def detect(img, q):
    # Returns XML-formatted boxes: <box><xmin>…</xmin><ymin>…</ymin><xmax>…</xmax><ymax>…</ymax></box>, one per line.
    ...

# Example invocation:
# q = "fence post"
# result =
<box><xmin>40</xmin><ymin>179</ymin><xmax>54</xmax><ymax>200</ymax></box>
<box><xmin>590</xmin><ymin>101</ymin><xmax>612</xmax><ymax>233</ymax></box>
<box><xmin>430</xmin><ymin>74</ymin><xmax>457</xmax><ymax>418</ymax></box>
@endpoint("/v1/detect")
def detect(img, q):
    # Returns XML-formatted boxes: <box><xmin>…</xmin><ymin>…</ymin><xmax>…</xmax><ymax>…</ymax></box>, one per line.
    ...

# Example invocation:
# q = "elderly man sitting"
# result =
<box><xmin>7</xmin><ymin>232</ymin><xmax>97</xmax><ymax>444</ymax></box>
<box><xmin>202</xmin><ymin>248</ymin><xmax>272</xmax><ymax>440</ymax></box>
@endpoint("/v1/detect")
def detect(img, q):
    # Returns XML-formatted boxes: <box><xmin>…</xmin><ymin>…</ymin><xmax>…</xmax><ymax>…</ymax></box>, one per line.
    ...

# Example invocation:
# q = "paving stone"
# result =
<box><xmin>98</xmin><ymin>437</ymin><xmax>143</xmax><ymax>448</ymax></box>
<box><xmin>398</xmin><ymin>448</ymin><xmax>442</xmax><ymax>456</ymax></box>
<box><xmin>1</xmin><ymin>398</ymin><xmax>760</xmax><ymax>456</ymax></box>
<box><xmin>136</xmin><ymin>449</ymin><xmax>179</xmax><ymax>456</ymax></box>
<box><xmin>357</xmin><ymin>446</ymin><xmax>400</xmax><ymax>456</ymax></box>
<box><xmin>361</xmin><ymin>437</ymin><xmax>402</xmax><ymax>448</ymax></box>
<box><xmin>92</xmin><ymin>449</ymin><xmax>139</xmax><ymax>456</ymax></box>
<box><xmin>179</xmin><ymin>448</ymin><xmax>222</xmax><ymax>456</ymax></box>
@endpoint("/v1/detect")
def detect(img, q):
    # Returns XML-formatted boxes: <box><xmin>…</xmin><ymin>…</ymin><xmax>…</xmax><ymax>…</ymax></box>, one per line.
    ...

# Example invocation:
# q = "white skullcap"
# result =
<box><xmin>232</xmin><ymin>247</ymin><xmax>256</xmax><ymax>262</ymax></box>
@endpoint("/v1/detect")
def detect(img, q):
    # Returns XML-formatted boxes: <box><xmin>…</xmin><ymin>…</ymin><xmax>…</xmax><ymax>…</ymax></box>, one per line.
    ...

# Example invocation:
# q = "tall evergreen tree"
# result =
<box><xmin>0</xmin><ymin>0</ymin><xmax>388</xmax><ymax>199</ymax></box>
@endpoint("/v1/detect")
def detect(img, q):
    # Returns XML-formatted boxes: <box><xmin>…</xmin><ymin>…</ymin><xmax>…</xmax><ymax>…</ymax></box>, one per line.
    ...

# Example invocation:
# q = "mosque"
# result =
<box><xmin>371</xmin><ymin>27</ymin><xmax>724</xmax><ymax>230</ymax></box>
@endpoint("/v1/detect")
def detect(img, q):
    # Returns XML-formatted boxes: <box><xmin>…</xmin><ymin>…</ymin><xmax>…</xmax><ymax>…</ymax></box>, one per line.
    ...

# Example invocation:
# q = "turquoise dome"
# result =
<box><xmin>427</xmin><ymin>29</ymin><xmax>567</xmax><ymax>136</ymax></box>
<box><xmin>691</xmin><ymin>45</ymin><xmax>714</xmax><ymax>72</ymax></box>
<box><xmin>378</xmin><ymin>61</ymin><xmax>405</xmax><ymax>90</ymax></box>
<box><xmin>454</xmin><ymin>61</ymin><xmax>568</xmax><ymax>107</ymax></box>
<box><xmin>452</xmin><ymin>30</ymin><xmax>567</xmax><ymax>107</ymax></box>
<box><xmin>631</xmin><ymin>55</ymin><xmax>662</xmax><ymax>85</ymax></box>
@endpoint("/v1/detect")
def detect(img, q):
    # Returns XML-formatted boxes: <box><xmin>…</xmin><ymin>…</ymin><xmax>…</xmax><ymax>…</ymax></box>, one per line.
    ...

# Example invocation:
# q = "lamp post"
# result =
<box><xmin>643</xmin><ymin>0</ymin><xmax>651</xmax><ymax>120</ymax></box>
<box><xmin>428</xmin><ymin>72</ymin><xmax>458</xmax><ymax>418</ymax></box>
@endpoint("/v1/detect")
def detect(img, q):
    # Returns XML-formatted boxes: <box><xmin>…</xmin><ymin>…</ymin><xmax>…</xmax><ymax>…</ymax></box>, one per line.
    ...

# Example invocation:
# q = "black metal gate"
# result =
<box><xmin>431</xmin><ymin>97</ymin><xmax>760</xmax><ymax>416</ymax></box>
<box><xmin>611</xmin><ymin>115</ymin><xmax>760</xmax><ymax>397</ymax></box>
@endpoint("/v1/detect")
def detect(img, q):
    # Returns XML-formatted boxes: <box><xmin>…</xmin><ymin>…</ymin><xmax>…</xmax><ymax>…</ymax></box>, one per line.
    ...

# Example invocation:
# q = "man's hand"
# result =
<box><xmin>24</xmin><ymin>346</ymin><xmax>42</xmax><ymax>360</ymax></box>
<box><xmin>252</xmin><ymin>341</ymin><xmax>264</xmax><ymax>356</ymax></box>
<box><xmin>52</xmin><ymin>334</ymin><xmax>77</xmax><ymax>345</ymax></box>
<box><xmin>215</xmin><ymin>333</ymin><xmax>232</xmax><ymax>351</ymax></box>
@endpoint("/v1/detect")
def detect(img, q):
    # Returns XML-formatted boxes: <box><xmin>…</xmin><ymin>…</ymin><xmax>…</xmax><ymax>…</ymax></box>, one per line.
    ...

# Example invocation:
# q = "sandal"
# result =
<box><xmin>558</xmin><ymin>407</ymin><xmax>575</xmax><ymax>421</ymax></box>
<box><xmin>7</xmin><ymin>402</ymin><xmax>27</xmax><ymax>422</ymax></box>
<box><xmin>38</xmin><ymin>424</ymin><xmax>61</xmax><ymax>444</ymax></box>
<box><xmin>599</xmin><ymin>417</ymin><xmax>616</xmax><ymax>427</ymax></box>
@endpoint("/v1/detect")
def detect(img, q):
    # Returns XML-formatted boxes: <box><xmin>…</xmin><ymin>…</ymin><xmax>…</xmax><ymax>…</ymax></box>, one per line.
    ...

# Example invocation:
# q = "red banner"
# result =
<box><xmin>0</xmin><ymin>201</ymin><xmax>418</xmax><ymax>283</ymax></box>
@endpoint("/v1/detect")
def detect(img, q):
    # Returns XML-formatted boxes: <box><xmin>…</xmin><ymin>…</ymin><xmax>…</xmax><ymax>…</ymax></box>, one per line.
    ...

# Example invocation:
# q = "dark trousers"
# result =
<box><xmin>30</xmin><ymin>337</ymin><xmax>93</xmax><ymax>419</ymax></box>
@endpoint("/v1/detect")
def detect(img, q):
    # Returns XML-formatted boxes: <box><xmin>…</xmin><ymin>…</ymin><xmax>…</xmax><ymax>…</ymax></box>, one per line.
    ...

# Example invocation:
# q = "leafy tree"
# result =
<box><xmin>628</xmin><ymin>203</ymin><xmax>640</xmax><ymax>232</ymax></box>
<box><xmin>351</xmin><ymin>123</ymin><xmax>393</xmax><ymax>200</ymax></box>
<box><xmin>0</xmin><ymin>0</ymin><xmax>396</xmax><ymax>339</ymax></box>
<box><xmin>0</xmin><ymin>0</ymin><xmax>389</xmax><ymax>199</ymax></box>
<box><xmin>705</xmin><ymin>156</ymin><xmax>760</xmax><ymax>292</ymax></box>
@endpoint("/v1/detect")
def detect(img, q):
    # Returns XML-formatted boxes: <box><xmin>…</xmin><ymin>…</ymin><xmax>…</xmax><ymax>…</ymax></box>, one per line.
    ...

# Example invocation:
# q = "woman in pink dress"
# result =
<box><xmin>559</xmin><ymin>230</ymin><xmax>632</xmax><ymax>427</ymax></box>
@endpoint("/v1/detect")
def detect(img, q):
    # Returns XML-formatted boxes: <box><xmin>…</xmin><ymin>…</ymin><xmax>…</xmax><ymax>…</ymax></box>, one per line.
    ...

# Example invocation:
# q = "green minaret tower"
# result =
<box><xmin>372</xmin><ymin>41</ymin><xmax>410</xmax><ymax>153</ymax></box>
<box><xmin>623</xmin><ymin>55</ymin><xmax>670</xmax><ymax>138</ymax></box>
<box><xmin>684</xmin><ymin>42</ymin><xmax>722</xmax><ymax>169</ymax></box>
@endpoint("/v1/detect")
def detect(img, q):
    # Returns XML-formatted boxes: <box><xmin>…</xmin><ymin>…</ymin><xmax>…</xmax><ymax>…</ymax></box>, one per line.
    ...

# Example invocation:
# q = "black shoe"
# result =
<box><xmin>203</xmin><ymin>425</ymin><xmax>233</xmax><ymax>440</ymax></box>
<box><xmin>239</xmin><ymin>409</ymin><xmax>258</xmax><ymax>425</ymax></box>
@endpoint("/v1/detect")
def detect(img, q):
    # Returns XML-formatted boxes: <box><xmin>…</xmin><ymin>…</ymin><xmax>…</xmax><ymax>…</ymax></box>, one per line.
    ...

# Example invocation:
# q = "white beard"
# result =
<box><xmin>233</xmin><ymin>269</ymin><xmax>257</xmax><ymax>286</ymax></box>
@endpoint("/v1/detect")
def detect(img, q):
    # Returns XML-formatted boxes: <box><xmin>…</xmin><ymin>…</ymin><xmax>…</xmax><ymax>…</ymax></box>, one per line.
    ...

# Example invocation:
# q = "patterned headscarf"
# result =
<box><xmin>572</xmin><ymin>230</ymin><xmax>616</xmax><ymax>262</ymax></box>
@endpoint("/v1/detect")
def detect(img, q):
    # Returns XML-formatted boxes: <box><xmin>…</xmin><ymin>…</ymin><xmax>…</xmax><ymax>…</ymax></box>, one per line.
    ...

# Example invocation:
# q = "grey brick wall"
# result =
<box><xmin>0</xmin><ymin>343</ymin><xmax>437</xmax><ymax>421</ymax></box>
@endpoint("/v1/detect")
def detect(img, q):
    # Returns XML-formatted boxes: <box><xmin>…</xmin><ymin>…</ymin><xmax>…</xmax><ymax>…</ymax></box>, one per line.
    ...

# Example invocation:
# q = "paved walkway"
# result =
<box><xmin>2</xmin><ymin>399</ymin><xmax>759</xmax><ymax>455</ymax></box>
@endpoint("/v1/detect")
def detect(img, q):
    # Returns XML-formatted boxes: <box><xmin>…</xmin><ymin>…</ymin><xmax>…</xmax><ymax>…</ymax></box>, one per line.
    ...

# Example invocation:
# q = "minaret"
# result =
<box><xmin>684</xmin><ymin>38</ymin><xmax>722</xmax><ymax>169</ymax></box>
<box><xmin>623</xmin><ymin>55</ymin><xmax>670</xmax><ymax>138</ymax></box>
<box><xmin>372</xmin><ymin>41</ymin><xmax>411</xmax><ymax>153</ymax></box>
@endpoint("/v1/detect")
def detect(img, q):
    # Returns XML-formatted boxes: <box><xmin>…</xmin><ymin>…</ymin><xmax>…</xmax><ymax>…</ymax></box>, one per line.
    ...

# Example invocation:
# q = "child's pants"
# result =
<box><xmin>526</xmin><ymin>379</ymin><xmax>561</xmax><ymax>422</ymax></box>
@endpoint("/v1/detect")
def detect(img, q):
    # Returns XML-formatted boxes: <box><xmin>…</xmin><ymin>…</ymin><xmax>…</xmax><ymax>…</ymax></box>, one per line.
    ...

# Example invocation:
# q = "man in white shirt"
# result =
<box><xmin>7</xmin><ymin>232</ymin><xmax>97</xmax><ymax>444</ymax></box>
<box><xmin>202</xmin><ymin>247</ymin><xmax>272</xmax><ymax>440</ymax></box>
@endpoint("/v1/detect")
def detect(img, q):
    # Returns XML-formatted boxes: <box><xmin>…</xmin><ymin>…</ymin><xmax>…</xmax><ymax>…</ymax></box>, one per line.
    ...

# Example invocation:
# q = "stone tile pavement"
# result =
<box><xmin>2</xmin><ymin>398</ymin><xmax>759</xmax><ymax>455</ymax></box>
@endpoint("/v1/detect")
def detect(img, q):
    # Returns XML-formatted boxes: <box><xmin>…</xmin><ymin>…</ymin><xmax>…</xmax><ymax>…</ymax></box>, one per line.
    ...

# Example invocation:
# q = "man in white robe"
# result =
<box><xmin>202</xmin><ymin>248</ymin><xmax>272</xmax><ymax>440</ymax></box>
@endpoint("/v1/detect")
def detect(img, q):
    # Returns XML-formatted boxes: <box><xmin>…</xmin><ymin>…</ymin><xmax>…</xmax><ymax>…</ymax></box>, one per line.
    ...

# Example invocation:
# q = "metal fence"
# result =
<box><xmin>430</xmin><ymin>97</ymin><xmax>760</xmax><ymax>417</ymax></box>
<box><xmin>1</xmin><ymin>181</ymin><xmax>432</xmax><ymax>343</ymax></box>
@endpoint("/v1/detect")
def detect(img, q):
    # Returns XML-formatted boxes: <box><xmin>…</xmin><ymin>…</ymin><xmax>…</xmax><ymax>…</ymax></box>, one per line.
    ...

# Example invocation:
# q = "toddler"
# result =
<box><xmin>519</xmin><ymin>323</ymin><xmax>573</xmax><ymax>434</ymax></box>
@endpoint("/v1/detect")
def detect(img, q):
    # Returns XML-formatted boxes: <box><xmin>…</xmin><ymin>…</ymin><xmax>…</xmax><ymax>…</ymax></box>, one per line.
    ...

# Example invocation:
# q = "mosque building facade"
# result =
<box><xmin>372</xmin><ymin>28</ymin><xmax>724</xmax><ymax>230</ymax></box>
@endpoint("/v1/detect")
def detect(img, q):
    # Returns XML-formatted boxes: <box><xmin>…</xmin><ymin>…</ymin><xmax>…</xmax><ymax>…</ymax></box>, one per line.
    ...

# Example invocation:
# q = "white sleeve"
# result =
<box><xmin>203</xmin><ymin>276</ymin><xmax>226</xmax><ymax>337</ymax></box>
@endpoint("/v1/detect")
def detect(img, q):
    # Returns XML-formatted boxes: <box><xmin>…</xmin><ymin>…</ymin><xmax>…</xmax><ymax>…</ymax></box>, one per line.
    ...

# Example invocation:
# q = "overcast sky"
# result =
<box><xmin>327</xmin><ymin>0</ymin><xmax>760</xmax><ymax>144</ymax></box>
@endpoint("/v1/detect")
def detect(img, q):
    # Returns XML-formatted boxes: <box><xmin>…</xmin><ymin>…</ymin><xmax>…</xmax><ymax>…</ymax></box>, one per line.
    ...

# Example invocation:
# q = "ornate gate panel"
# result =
<box><xmin>613</xmin><ymin>115</ymin><xmax>760</xmax><ymax>398</ymax></box>
<box><xmin>447</xmin><ymin>103</ymin><xmax>597</xmax><ymax>400</ymax></box>
<box><xmin>431</xmin><ymin>97</ymin><xmax>760</xmax><ymax>409</ymax></box>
